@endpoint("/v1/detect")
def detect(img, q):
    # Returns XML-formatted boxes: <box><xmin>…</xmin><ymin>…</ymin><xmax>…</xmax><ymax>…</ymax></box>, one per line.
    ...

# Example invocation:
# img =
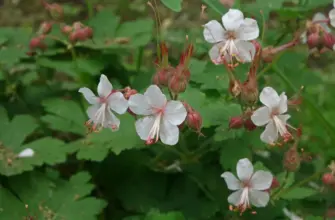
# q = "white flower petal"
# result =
<box><xmin>283</xmin><ymin>208</ymin><xmax>303</xmax><ymax>220</ymax></box>
<box><xmin>237</xmin><ymin>18</ymin><xmax>259</xmax><ymax>41</ymax></box>
<box><xmin>221</xmin><ymin>172</ymin><xmax>241</xmax><ymax>190</ymax></box>
<box><xmin>260</xmin><ymin>120</ymin><xmax>278</xmax><ymax>144</ymax></box>
<box><xmin>128</xmin><ymin>94</ymin><xmax>152</xmax><ymax>115</ymax></box>
<box><xmin>135</xmin><ymin>116</ymin><xmax>155</xmax><ymax>140</ymax></box>
<box><xmin>98</xmin><ymin>74</ymin><xmax>113</xmax><ymax>97</ymax></box>
<box><xmin>251</xmin><ymin>106</ymin><xmax>271</xmax><ymax>126</ymax></box>
<box><xmin>249</xmin><ymin>189</ymin><xmax>270</xmax><ymax>207</ymax></box>
<box><xmin>105</xmin><ymin>111</ymin><xmax>121</xmax><ymax>131</ymax></box>
<box><xmin>278</xmin><ymin>92</ymin><xmax>288</xmax><ymax>114</ymax></box>
<box><xmin>78</xmin><ymin>87</ymin><xmax>98</xmax><ymax>105</ymax></box>
<box><xmin>144</xmin><ymin>85</ymin><xmax>167</xmax><ymax>108</ymax></box>
<box><xmin>236</xmin><ymin>158</ymin><xmax>254</xmax><ymax>181</ymax></box>
<box><xmin>87</xmin><ymin>105</ymin><xmax>100</xmax><ymax>121</ymax></box>
<box><xmin>260</xmin><ymin>87</ymin><xmax>280</xmax><ymax>109</ymax></box>
<box><xmin>227</xmin><ymin>189</ymin><xmax>243</xmax><ymax>206</ymax></box>
<box><xmin>277</xmin><ymin>114</ymin><xmax>291</xmax><ymax>123</ymax></box>
<box><xmin>329</xmin><ymin>9</ymin><xmax>335</xmax><ymax>28</ymax></box>
<box><xmin>18</xmin><ymin>148</ymin><xmax>34</xmax><ymax>158</ymax></box>
<box><xmin>222</xmin><ymin>9</ymin><xmax>244</xmax><ymax>31</ymax></box>
<box><xmin>203</xmin><ymin>20</ymin><xmax>226</xmax><ymax>43</ymax></box>
<box><xmin>250</xmin><ymin>170</ymin><xmax>273</xmax><ymax>190</ymax></box>
<box><xmin>313</xmin><ymin>13</ymin><xmax>331</xmax><ymax>32</ymax></box>
<box><xmin>234</xmin><ymin>40</ymin><xmax>255</xmax><ymax>63</ymax></box>
<box><xmin>160</xmin><ymin>119</ymin><xmax>179</xmax><ymax>145</ymax></box>
<box><xmin>209</xmin><ymin>42</ymin><xmax>225</xmax><ymax>65</ymax></box>
<box><xmin>108</xmin><ymin>92</ymin><xmax>128</xmax><ymax>114</ymax></box>
<box><xmin>334</xmin><ymin>0</ymin><xmax>335</xmax><ymax>8</ymax></box>
<box><xmin>164</xmin><ymin>101</ymin><xmax>187</xmax><ymax>126</ymax></box>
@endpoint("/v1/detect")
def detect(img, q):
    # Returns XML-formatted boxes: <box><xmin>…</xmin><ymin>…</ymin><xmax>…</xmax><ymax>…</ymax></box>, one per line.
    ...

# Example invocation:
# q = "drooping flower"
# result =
<box><xmin>18</xmin><ymin>148</ymin><xmax>34</xmax><ymax>158</ymax></box>
<box><xmin>203</xmin><ymin>9</ymin><xmax>259</xmax><ymax>65</ymax></box>
<box><xmin>79</xmin><ymin>74</ymin><xmax>128</xmax><ymax>132</ymax></box>
<box><xmin>128</xmin><ymin>85</ymin><xmax>187</xmax><ymax>145</ymax></box>
<box><xmin>221</xmin><ymin>158</ymin><xmax>273</xmax><ymax>213</ymax></box>
<box><xmin>251</xmin><ymin>87</ymin><xmax>292</xmax><ymax>144</ymax></box>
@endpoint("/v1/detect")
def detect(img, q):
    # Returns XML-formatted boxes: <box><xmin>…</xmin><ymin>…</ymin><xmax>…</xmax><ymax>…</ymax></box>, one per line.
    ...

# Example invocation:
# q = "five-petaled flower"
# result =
<box><xmin>79</xmin><ymin>74</ymin><xmax>128</xmax><ymax>132</ymax></box>
<box><xmin>221</xmin><ymin>158</ymin><xmax>273</xmax><ymax>214</ymax></box>
<box><xmin>128</xmin><ymin>85</ymin><xmax>187</xmax><ymax>146</ymax></box>
<box><xmin>203</xmin><ymin>9</ymin><xmax>259</xmax><ymax>65</ymax></box>
<box><xmin>251</xmin><ymin>87</ymin><xmax>292</xmax><ymax>144</ymax></box>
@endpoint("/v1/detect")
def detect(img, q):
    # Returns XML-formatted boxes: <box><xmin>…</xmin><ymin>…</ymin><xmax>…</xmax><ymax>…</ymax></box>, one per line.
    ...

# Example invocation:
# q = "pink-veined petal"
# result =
<box><xmin>221</xmin><ymin>172</ymin><xmax>241</xmax><ymax>190</ymax></box>
<box><xmin>105</xmin><ymin>111</ymin><xmax>120</xmax><ymax>131</ymax></box>
<box><xmin>278</xmin><ymin>92</ymin><xmax>288</xmax><ymax>114</ymax></box>
<box><xmin>209</xmin><ymin>42</ymin><xmax>225</xmax><ymax>65</ymax></box>
<box><xmin>86</xmin><ymin>105</ymin><xmax>100</xmax><ymax>121</ymax></box>
<box><xmin>128</xmin><ymin>94</ymin><xmax>152</xmax><ymax>115</ymax></box>
<box><xmin>237</xmin><ymin>18</ymin><xmax>259</xmax><ymax>41</ymax></box>
<box><xmin>260</xmin><ymin>87</ymin><xmax>281</xmax><ymax>109</ymax></box>
<box><xmin>160</xmin><ymin>119</ymin><xmax>179</xmax><ymax>146</ymax></box>
<box><xmin>18</xmin><ymin>148</ymin><xmax>34</xmax><ymax>158</ymax></box>
<box><xmin>236</xmin><ymin>158</ymin><xmax>254</xmax><ymax>181</ymax></box>
<box><xmin>78</xmin><ymin>87</ymin><xmax>98</xmax><ymax>105</ymax></box>
<box><xmin>98</xmin><ymin>74</ymin><xmax>113</xmax><ymax>97</ymax></box>
<box><xmin>108</xmin><ymin>92</ymin><xmax>128</xmax><ymax>114</ymax></box>
<box><xmin>251</xmin><ymin>106</ymin><xmax>271</xmax><ymax>126</ymax></box>
<box><xmin>135</xmin><ymin>116</ymin><xmax>156</xmax><ymax>140</ymax></box>
<box><xmin>164</xmin><ymin>101</ymin><xmax>187</xmax><ymax>126</ymax></box>
<box><xmin>234</xmin><ymin>40</ymin><xmax>255</xmax><ymax>63</ymax></box>
<box><xmin>249</xmin><ymin>189</ymin><xmax>270</xmax><ymax>207</ymax></box>
<box><xmin>250</xmin><ymin>170</ymin><xmax>273</xmax><ymax>190</ymax></box>
<box><xmin>277</xmin><ymin>114</ymin><xmax>291</xmax><ymax>123</ymax></box>
<box><xmin>227</xmin><ymin>189</ymin><xmax>243</xmax><ymax>206</ymax></box>
<box><xmin>222</xmin><ymin>9</ymin><xmax>244</xmax><ymax>31</ymax></box>
<box><xmin>144</xmin><ymin>85</ymin><xmax>167</xmax><ymax>109</ymax></box>
<box><xmin>260</xmin><ymin>120</ymin><xmax>278</xmax><ymax>144</ymax></box>
<box><xmin>203</xmin><ymin>20</ymin><xmax>226</xmax><ymax>43</ymax></box>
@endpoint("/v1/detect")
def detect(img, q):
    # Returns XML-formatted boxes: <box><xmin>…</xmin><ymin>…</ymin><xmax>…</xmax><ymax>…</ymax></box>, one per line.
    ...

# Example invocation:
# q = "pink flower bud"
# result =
<box><xmin>186</xmin><ymin>110</ymin><xmax>202</xmax><ymax>133</ymax></box>
<box><xmin>168</xmin><ymin>75</ymin><xmax>188</xmax><ymax>94</ymax></box>
<box><xmin>39</xmin><ymin>22</ymin><xmax>52</xmax><ymax>35</ymax></box>
<box><xmin>322</xmin><ymin>173</ymin><xmax>335</xmax><ymax>185</ymax></box>
<box><xmin>322</xmin><ymin>32</ymin><xmax>335</xmax><ymax>50</ymax></box>
<box><xmin>243</xmin><ymin>118</ymin><xmax>257</xmax><ymax>131</ymax></box>
<box><xmin>152</xmin><ymin>67</ymin><xmax>174</xmax><ymax>86</ymax></box>
<box><xmin>283</xmin><ymin>147</ymin><xmax>301</xmax><ymax>172</ymax></box>
<box><xmin>182</xmin><ymin>101</ymin><xmax>192</xmax><ymax>113</ymax></box>
<box><xmin>307</xmin><ymin>32</ymin><xmax>321</xmax><ymax>49</ymax></box>
<box><xmin>251</xmin><ymin>40</ymin><xmax>262</xmax><ymax>53</ymax></box>
<box><xmin>47</xmin><ymin>3</ymin><xmax>63</xmax><ymax>20</ymax></box>
<box><xmin>270</xmin><ymin>177</ymin><xmax>280</xmax><ymax>189</ymax></box>
<box><xmin>229</xmin><ymin>116</ymin><xmax>244</xmax><ymax>129</ymax></box>
<box><xmin>61</xmin><ymin>25</ymin><xmax>73</xmax><ymax>35</ymax></box>
<box><xmin>29</xmin><ymin>36</ymin><xmax>47</xmax><ymax>51</ymax></box>
<box><xmin>82</xmin><ymin>27</ymin><xmax>93</xmax><ymax>39</ymax></box>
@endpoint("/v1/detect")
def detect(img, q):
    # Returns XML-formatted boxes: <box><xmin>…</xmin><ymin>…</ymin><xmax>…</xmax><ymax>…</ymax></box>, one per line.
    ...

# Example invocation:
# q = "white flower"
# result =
<box><xmin>18</xmin><ymin>148</ymin><xmax>34</xmax><ymax>158</ymax></box>
<box><xmin>329</xmin><ymin>1</ymin><xmax>335</xmax><ymax>27</ymax></box>
<box><xmin>221</xmin><ymin>158</ymin><xmax>273</xmax><ymax>213</ymax></box>
<box><xmin>203</xmin><ymin>9</ymin><xmax>259</xmax><ymax>65</ymax></box>
<box><xmin>79</xmin><ymin>74</ymin><xmax>128</xmax><ymax>132</ymax></box>
<box><xmin>251</xmin><ymin>87</ymin><xmax>292</xmax><ymax>144</ymax></box>
<box><xmin>128</xmin><ymin>85</ymin><xmax>187</xmax><ymax>146</ymax></box>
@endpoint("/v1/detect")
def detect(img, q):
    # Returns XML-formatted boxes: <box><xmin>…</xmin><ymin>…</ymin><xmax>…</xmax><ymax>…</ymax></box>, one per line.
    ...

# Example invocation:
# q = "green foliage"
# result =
<box><xmin>160</xmin><ymin>0</ymin><xmax>183</xmax><ymax>12</ymax></box>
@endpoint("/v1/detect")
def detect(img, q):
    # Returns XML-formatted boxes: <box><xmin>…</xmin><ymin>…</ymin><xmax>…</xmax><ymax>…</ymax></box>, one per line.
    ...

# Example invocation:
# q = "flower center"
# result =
<box><xmin>237</xmin><ymin>187</ymin><xmax>250</xmax><ymax>213</ymax></box>
<box><xmin>225</xmin><ymin>31</ymin><xmax>237</xmax><ymax>40</ymax></box>
<box><xmin>85</xmin><ymin>104</ymin><xmax>109</xmax><ymax>132</ymax></box>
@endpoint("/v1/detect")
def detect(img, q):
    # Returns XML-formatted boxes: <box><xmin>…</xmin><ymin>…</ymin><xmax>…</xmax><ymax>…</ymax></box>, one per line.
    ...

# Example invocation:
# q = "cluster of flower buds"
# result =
<box><xmin>152</xmin><ymin>42</ymin><xmax>194</xmax><ymax>96</ymax></box>
<box><xmin>322</xmin><ymin>161</ymin><xmax>335</xmax><ymax>189</ymax></box>
<box><xmin>182</xmin><ymin>102</ymin><xmax>203</xmax><ymax>135</ymax></box>
<box><xmin>27</xmin><ymin>21</ymin><xmax>54</xmax><ymax>55</ymax></box>
<box><xmin>229</xmin><ymin>109</ymin><xmax>257</xmax><ymax>132</ymax></box>
<box><xmin>62</xmin><ymin>22</ymin><xmax>94</xmax><ymax>44</ymax></box>
<box><xmin>41</xmin><ymin>0</ymin><xmax>64</xmax><ymax>20</ymax></box>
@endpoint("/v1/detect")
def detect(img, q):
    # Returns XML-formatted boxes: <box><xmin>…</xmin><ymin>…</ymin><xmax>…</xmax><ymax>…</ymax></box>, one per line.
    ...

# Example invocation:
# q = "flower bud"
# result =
<box><xmin>283</xmin><ymin>147</ymin><xmax>301</xmax><ymax>172</ymax></box>
<box><xmin>152</xmin><ymin>67</ymin><xmax>174</xmax><ymax>86</ymax></box>
<box><xmin>307</xmin><ymin>32</ymin><xmax>321</xmax><ymax>49</ymax></box>
<box><xmin>251</xmin><ymin>40</ymin><xmax>262</xmax><ymax>53</ymax></box>
<box><xmin>270</xmin><ymin>177</ymin><xmax>280</xmax><ymax>189</ymax></box>
<box><xmin>243</xmin><ymin>118</ymin><xmax>257</xmax><ymax>131</ymax></box>
<box><xmin>29</xmin><ymin>36</ymin><xmax>47</xmax><ymax>51</ymax></box>
<box><xmin>61</xmin><ymin>25</ymin><xmax>73</xmax><ymax>35</ymax></box>
<box><xmin>39</xmin><ymin>22</ymin><xmax>52</xmax><ymax>35</ymax></box>
<box><xmin>124</xmin><ymin>88</ymin><xmax>137</xmax><ymax>100</ymax></box>
<box><xmin>82</xmin><ymin>27</ymin><xmax>93</xmax><ymax>39</ymax></box>
<box><xmin>47</xmin><ymin>3</ymin><xmax>63</xmax><ymax>20</ymax></box>
<box><xmin>322</xmin><ymin>32</ymin><xmax>335</xmax><ymax>50</ymax></box>
<box><xmin>182</xmin><ymin>101</ymin><xmax>192</xmax><ymax>113</ymax></box>
<box><xmin>168</xmin><ymin>75</ymin><xmax>188</xmax><ymax>94</ymax></box>
<box><xmin>241</xmin><ymin>82</ymin><xmax>258</xmax><ymax>106</ymax></box>
<box><xmin>186</xmin><ymin>110</ymin><xmax>202</xmax><ymax>133</ymax></box>
<box><xmin>322</xmin><ymin>173</ymin><xmax>335</xmax><ymax>185</ymax></box>
<box><xmin>229</xmin><ymin>116</ymin><xmax>244</xmax><ymax>129</ymax></box>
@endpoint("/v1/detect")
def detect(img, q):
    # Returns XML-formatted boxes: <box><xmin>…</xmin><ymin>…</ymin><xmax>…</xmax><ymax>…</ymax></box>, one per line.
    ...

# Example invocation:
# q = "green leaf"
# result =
<box><xmin>41</xmin><ymin>98</ymin><xmax>86</xmax><ymax>136</ymax></box>
<box><xmin>1</xmin><ymin>171</ymin><xmax>107</xmax><ymax>219</ymax></box>
<box><xmin>37</xmin><ymin>58</ymin><xmax>79</xmax><ymax>78</ymax></box>
<box><xmin>145</xmin><ymin>209</ymin><xmax>185</xmax><ymax>220</ymax></box>
<box><xmin>160</xmin><ymin>0</ymin><xmax>182</xmax><ymax>12</ymax></box>
<box><xmin>276</xmin><ymin>172</ymin><xmax>295</xmax><ymax>189</ymax></box>
<box><xmin>280</xmin><ymin>187</ymin><xmax>318</xmax><ymax>200</ymax></box>
<box><xmin>74</xmin><ymin>114</ymin><xmax>144</xmax><ymax>161</ymax></box>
